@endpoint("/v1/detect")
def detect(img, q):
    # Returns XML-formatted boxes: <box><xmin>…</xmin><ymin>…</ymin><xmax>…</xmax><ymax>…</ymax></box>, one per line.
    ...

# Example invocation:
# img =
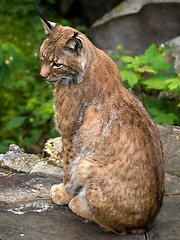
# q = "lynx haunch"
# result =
<box><xmin>38</xmin><ymin>7</ymin><xmax>165</xmax><ymax>236</ymax></box>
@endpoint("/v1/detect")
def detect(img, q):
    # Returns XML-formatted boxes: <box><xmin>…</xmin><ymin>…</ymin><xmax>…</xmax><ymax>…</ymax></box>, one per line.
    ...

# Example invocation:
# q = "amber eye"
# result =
<box><xmin>40</xmin><ymin>51</ymin><xmax>44</xmax><ymax>60</ymax></box>
<box><xmin>52</xmin><ymin>62</ymin><xmax>62</xmax><ymax>68</ymax></box>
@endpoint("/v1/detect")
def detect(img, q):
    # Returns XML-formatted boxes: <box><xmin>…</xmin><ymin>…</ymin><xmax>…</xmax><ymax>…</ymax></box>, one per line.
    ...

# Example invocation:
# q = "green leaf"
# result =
<box><xmin>165</xmin><ymin>78</ymin><xmax>180</xmax><ymax>90</ymax></box>
<box><xmin>26</xmin><ymin>98</ymin><xmax>40</xmax><ymax>111</ymax></box>
<box><xmin>0</xmin><ymin>49</ymin><xmax>3</xmax><ymax>65</ymax></box>
<box><xmin>147</xmin><ymin>107</ymin><xmax>162</xmax><ymax>117</ymax></box>
<box><xmin>39</xmin><ymin>101</ymin><xmax>54</xmax><ymax>121</ymax></box>
<box><xmin>120</xmin><ymin>56</ymin><xmax>134</xmax><ymax>63</ymax></box>
<box><xmin>0</xmin><ymin>63</ymin><xmax>10</xmax><ymax>86</ymax></box>
<box><xmin>120</xmin><ymin>70</ymin><xmax>139</xmax><ymax>88</ymax></box>
<box><xmin>5</xmin><ymin>116</ymin><xmax>26</xmax><ymax>129</ymax></box>
<box><xmin>141</xmin><ymin>77</ymin><xmax>167</xmax><ymax>90</ymax></box>
<box><xmin>154</xmin><ymin>113</ymin><xmax>177</xmax><ymax>125</ymax></box>
<box><xmin>117</xmin><ymin>44</ymin><xmax>123</xmax><ymax>54</ymax></box>
<box><xmin>134</xmin><ymin>65</ymin><xmax>157</xmax><ymax>74</ymax></box>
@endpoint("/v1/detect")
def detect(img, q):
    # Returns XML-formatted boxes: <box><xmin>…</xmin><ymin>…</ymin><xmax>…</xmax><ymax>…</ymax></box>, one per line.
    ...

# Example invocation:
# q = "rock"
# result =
<box><xmin>42</xmin><ymin>137</ymin><xmax>63</xmax><ymax>167</ymax></box>
<box><xmin>2</xmin><ymin>125</ymin><xmax>180</xmax><ymax>178</ymax></box>
<box><xmin>89</xmin><ymin>0</ymin><xmax>180</xmax><ymax>55</ymax></box>
<box><xmin>0</xmin><ymin>154</ymin><xmax>4</xmax><ymax>163</ymax></box>
<box><xmin>165</xmin><ymin>173</ymin><xmax>180</xmax><ymax>196</ymax></box>
<box><xmin>1</xmin><ymin>144</ymin><xmax>42</xmax><ymax>173</ymax></box>
<box><xmin>30</xmin><ymin>161</ymin><xmax>63</xmax><ymax>177</ymax></box>
<box><xmin>0</xmin><ymin>172</ymin><xmax>179</xmax><ymax>239</ymax></box>
<box><xmin>1</xmin><ymin>143</ymin><xmax>63</xmax><ymax>177</ymax></box>
<box><xmin>0</xmin><ymin>126</ymin><xmax>180</xmax><ymax>239</ymax></box>
<box><xmin>0</xmin><ymin>173</ymin><xmax>60</xmax><ymax>206</ymax></box>
<box><xmin>166</xmin><ymin>36</ymin><xmax>180</xmax><ymax>74</ymax></box>
<box><xmin>157</xmin><ymin>125</ymin><xmax>180</xmax><ymax>177</ymax></box>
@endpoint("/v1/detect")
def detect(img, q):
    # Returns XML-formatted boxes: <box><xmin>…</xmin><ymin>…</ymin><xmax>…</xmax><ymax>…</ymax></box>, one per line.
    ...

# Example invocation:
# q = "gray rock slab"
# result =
<box><xmin>154</xmin><ymin>195</ymin><xmax>180</xmax><ymax>240</ymax></box>
<box><xmin>0</xmin><ymin>173</ymin><xmax>61</xmax><ymax>204</ymax></box>
<box><xmin>157</xmin><ymin>125</ymin><xmax>180</xmax><ymax>177</ymax></box>
<box><xmin>92</xmin><ymin>0</ymin><xmax>180</xmax><ymax>28</ymax></box>
<box><xmin>166</xmin><ymin>36</ymin><xmax>180</xmax><ymax>74</ymax></box>
<box><xmin>1</xmin><ymin>144</ymin><xmax>43</xmax><ymax>173</ymax></box>
<box><xmin>0</xmin><ymin>171</ymin><xmax>179</xmax><ymax>240</ymax></box>
<box><xmin>1</xmin><ymin>144</ymin><xmax>63</xmax><ymax>177</ymax></box>
<box><xmin>0</xmin><ymin>209</ymin><xmax>145</xmax><ymax>240</ymax></box>
<box><xmin>0</xmin><ymin>124</ymin><xmax>180</xmax><ymax>239</ymax></box>
<box><xmin>89</xmin><ymin>1</ymin><xmax>180</xmax><ymax>54</ymax></box>
<box><xmin>0</xmin><ymin>154</ymin><xmax>4</xmax><ymax>163</ymax></box>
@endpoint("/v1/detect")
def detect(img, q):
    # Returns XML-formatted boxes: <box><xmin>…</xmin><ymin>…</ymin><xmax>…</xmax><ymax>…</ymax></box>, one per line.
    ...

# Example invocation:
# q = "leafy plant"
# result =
<box><xmin>0</xmin><ymin>0</ymin><xmax>87</xmax><ymax>154</ymax></box>
<box><xmin>114</xmin><ymin>44</ymin><xmax>180</xmax><ymax>125</ymax></box>
<box><xmin>0</xmin><ymin>40</ymin><xmax>57</xmax><ymax>153</ymax></box>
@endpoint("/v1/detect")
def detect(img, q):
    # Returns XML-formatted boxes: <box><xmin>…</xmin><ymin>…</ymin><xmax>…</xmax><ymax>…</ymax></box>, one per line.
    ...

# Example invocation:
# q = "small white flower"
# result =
<box><xmin>160</xmin><ymin>43</ymin><xmax>165</xmax><ymax>48</ymax></box>
<box><xmin>9</xmin><ymin>56</ymin><xmax>13</xmax><ymax>61</ymax></box>
<box><xmin>5</xmin><ymin>60</ymin><xmax>10</xmax><ymax>65</ymax></box>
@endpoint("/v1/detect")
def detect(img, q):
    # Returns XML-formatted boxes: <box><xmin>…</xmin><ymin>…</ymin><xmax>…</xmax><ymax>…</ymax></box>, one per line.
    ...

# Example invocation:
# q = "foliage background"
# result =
<box><xmin>0</xmin><ymin>0</ymin><xmax>180</xmax><ymax>153</ymax></box>
<box><xmin>0</xmin><ymin>0</ymin><xmax>72</xmax><ymax>153</ymax></box>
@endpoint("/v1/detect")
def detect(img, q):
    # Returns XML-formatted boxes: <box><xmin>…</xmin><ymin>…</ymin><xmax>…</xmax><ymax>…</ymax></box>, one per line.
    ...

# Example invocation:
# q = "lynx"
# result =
<box><xmin>37</xmin><ymin>7</ymin><xmax>165</xmax><ymax>236</ymax></box>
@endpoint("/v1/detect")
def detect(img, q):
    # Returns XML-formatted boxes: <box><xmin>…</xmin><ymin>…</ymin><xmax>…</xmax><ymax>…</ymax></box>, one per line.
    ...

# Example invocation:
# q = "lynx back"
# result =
<box><xmin>38</xmin><ymin>7</ymin><xmax>165</xmax><ymax>236</ymax></box>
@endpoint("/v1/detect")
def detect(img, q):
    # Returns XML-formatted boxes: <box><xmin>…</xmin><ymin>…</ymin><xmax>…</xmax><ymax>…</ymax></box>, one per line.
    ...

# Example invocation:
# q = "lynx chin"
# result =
<box><xmin>37</xmin><ymin>6</ymin><xmax>165</xmax><ymax>236</ymax></box>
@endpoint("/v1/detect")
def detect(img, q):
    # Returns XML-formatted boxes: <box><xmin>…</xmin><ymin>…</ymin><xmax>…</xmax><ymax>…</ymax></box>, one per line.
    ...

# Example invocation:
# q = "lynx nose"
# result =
<box><xmin>40</xmin><ymin>66</ymin><xmax>50</xmax><ymax>78</ymax></box>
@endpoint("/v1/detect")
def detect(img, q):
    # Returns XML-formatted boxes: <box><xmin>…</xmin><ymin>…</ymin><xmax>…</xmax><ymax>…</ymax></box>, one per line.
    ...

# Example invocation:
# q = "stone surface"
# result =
<box><xmin>1</xmin><ymin>142</ymin><xmax>63</xmax><ymax>177</ymax></box>
<box><xmin>157</xmin><ymin>125</ymin><xmax>180</xmax><ymax>177</ymax></box>
<box><xmin>42</xmin><ymin>137</ymin><xmax>63</xmax><ymax>167</ymax></box>
<box><xmin>0</xmin><ymin>154</ymin><xmax>4</xmax><ymax>163</ymax></box>
<box><xmin>89</xmin><ymin>1</ymin><xmax>180</xmax><ymax>54</ymax></box>
<box><xmin>166</xmin><ymin>36</ymin><xmax>180</xmax><ymax>74</ymax></box>
<box><xmin>0</xmin><ymin>172</ymin><xmax>179</xmax><ymax>239</ymax></box>
<box><xmin>0</xmin><ymin>124</ymin><xmax>180</xmax><ymax>239</ymax></box>
<box><xmin>91</xmin><ymin>0</ymin><xmax>180</xmax><ymax>28</ymax></box>
<box><xmin>1</xmin><ymin>144</ymin><xmax>42</xmax><ymax>173</ymax></box>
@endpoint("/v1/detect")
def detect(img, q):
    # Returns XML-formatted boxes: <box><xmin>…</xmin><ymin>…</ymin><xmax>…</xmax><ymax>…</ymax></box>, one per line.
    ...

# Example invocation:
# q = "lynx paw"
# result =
<box><xmin>69</xmin><ymin>194</ymin><xmax>93</xmax><ymax>221</ymax></box>
<box><xmin>50</xmin><ymin>183</ymin><xmax>70</xmax><ymax>205</ymax></box>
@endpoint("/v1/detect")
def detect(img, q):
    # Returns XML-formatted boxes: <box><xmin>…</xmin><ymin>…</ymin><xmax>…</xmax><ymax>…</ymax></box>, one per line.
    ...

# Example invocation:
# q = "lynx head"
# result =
<box><xmin>37</xmin><ymin>6</ymin><xmax>90</xmax><ymax>85</ymax></box>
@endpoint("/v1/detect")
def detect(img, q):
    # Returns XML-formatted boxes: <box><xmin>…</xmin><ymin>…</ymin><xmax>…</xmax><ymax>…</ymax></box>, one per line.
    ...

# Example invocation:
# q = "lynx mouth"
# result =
<box><xmin>43</xmin><ymin>76</ymin><xmax>74</xmax><ymax>85</ymax></box>
<box><xmin>45</xmin><ymin>78</ymin><xmax>59</xmax><ymax>84</ymax></box>
<box><xmin>41</xmin><ymin>76</ymin><xmax>60</xmax><ymax>84</ymax></box>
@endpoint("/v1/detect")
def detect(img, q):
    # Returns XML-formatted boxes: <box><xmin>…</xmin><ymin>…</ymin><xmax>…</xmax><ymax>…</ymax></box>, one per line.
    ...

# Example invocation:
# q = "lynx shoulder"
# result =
<box><xmin>38</xmin><ymin>8</ymin><xmax>165</xmax><ymax>236</ymax></box>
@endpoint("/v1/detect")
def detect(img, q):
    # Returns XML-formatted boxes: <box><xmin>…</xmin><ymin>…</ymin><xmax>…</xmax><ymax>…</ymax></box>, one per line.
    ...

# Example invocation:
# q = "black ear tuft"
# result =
<box><xmin>35</xmin><ymin>4</ymin><xmax>43</xmax><ymax>20</ymax></box>
<box><xmin>35</xmin><ymin>4</ymin><xmax>52</xmax><ymax>31</ymax></box>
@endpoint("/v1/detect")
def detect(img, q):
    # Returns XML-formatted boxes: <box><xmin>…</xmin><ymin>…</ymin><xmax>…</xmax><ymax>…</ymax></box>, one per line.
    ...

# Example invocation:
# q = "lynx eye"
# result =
<box><xmin>52</xmin><ymin>62</ymin><xmax>62</xmax><ymax>68</ymax></box>
<box><xmin>40</xmin><ymin>51</ymin><xmax>44</xmax><ymax>60</ymax></box>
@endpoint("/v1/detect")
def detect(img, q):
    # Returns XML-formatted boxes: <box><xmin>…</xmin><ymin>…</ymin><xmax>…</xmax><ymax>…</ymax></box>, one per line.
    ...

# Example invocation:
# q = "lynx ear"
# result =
<box><xmin>66</xmin><ymin>33</ymin><xmax>83</xmax><ymax>53</ymax></box>
<box><xmin>35</xmin><ymin>4</ymin><xmax>57</xmax><ymax>36</ymax></box>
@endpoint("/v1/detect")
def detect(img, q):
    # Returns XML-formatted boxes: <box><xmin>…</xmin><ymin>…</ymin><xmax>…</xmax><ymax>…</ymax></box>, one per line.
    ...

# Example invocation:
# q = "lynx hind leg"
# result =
<box><xmin>68</xmin><ymin>190</ymin><xmax>129</xmax><ymax>236</ymax></box>
<box><xmin>69</xmin><ymin>189</ymin><xmax>94</xmax><ymax>221</ymax></box>
<box><xmin>50</xmin><ymin>183</ymin><xmax>71</xmax><ymax>205</ymax></box>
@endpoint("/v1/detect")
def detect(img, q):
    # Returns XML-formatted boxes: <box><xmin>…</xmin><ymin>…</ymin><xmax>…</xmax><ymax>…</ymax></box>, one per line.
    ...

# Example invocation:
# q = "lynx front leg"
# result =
<box><xmin>50</xmin><ymin>183</ymin><xmax>71</xmax><ymax>205</ymax></box>
<box><xmin>50</xmin><ymin>137</ymin><xmax>74</xmax><ymax>205</ymax></box>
